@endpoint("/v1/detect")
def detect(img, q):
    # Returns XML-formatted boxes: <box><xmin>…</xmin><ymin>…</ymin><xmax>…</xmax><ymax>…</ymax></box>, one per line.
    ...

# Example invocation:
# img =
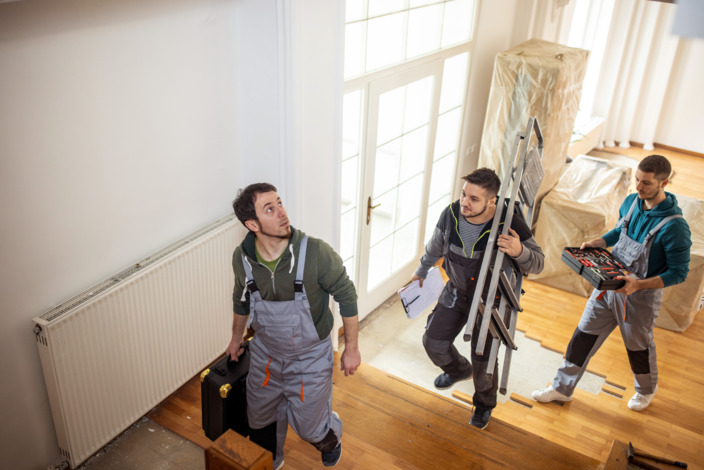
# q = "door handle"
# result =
<box><xmin>367</xmin><ymin>196</ymin><xmax>381</xmax><ymax>225</ymax></box>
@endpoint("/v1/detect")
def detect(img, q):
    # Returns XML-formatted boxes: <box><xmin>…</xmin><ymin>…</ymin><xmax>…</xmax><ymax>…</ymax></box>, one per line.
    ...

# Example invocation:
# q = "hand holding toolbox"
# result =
<box><xmin>201</xmin><ymin>341</ymin><xmax>250</xmax><ymax>441</ymax></box>
<box><xmin>561</xmin><ymin>247</ymin><xmax>640</xmax><ymax>290</ymax></box>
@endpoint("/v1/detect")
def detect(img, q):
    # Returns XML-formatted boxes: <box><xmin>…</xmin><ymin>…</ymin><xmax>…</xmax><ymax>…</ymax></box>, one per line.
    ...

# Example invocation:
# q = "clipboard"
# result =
<box><xmin>397</xmin><ymin>267</ymin><xmax>444</xmax><ymax>319</ymax></box>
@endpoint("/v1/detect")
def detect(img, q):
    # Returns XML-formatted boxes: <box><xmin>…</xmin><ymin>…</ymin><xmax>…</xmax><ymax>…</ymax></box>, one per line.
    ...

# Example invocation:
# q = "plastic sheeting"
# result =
<box><xmin>529</xmin><ymin>155</ymin><xmax>631</xmax><ymax>297</ymax></box>
<box><xmin>657</xmin><ymin>194</ymin><xmax>704</xmax><ymax>332</ymax></box>
<box><xmin>478</xmin><ymin>38</ymin><xmax>589</xmax><ymax>209</ymax></box>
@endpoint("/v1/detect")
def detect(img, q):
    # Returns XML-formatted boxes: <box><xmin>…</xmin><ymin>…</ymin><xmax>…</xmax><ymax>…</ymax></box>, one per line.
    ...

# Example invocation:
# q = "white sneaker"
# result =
<box><xmin>628</xmin><ymin>386</ymin><xmax>657</xmax><ymax>411</ymax></box>
<box><xmin>274</xmin><ymin>460</ymin><xmax>285</xmax><ymax>470</ymax></box>
<box><xmin>532</xmin><ymin>385</ymin><xmax>573</xmax><ymax>403</ymax></box>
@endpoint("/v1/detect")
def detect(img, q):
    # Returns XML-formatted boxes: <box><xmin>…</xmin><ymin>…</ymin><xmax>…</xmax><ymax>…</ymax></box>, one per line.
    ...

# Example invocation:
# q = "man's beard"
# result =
<box><xmin>463</xmin><ymin>201</ymin><xmax>488</xmax><ymax>220</ymax></box>
<box><xmin>638</xmin><ymin>187</ymin><xmax>662</xmax><ymax>202</ymax></box>
<box><xmin>260</xmin><ymin>223</ymin><xmax>291</xmax><ymax>240</ymax></box>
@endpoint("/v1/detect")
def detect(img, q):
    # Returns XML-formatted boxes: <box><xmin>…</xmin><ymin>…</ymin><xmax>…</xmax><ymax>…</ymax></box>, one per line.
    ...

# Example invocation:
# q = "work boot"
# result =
<box><xmin>628</xmin><ymin>385</ymin><xmax>657</xmax><ymax>411</ymax></box>
<box><xmin>320</xmin><ymin>411</ymin><xmax>342</xmax><ymax>466</ymax></box>
<box><xmin>321</xmin><ymin>443</ymin><xmax>342</xmax><ymax>467</ymax></box>
<box><xmin>433</xmin><ymin>365</ymin><xmax>473</xmax><ymax>390</ymax></box>
<box><xmin>531</xmin><ymin>385</ymin><xmax>573</xmax><ymax>403</ymax></box>
<box><xmin>470</xmin><ymin>406</ymin><xmax>492</xmax><ymax>430</ymax></box>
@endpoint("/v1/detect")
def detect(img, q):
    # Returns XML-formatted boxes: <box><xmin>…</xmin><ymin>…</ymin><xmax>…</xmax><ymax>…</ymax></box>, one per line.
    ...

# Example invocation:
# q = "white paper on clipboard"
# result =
<box><xmin>398</xmin><ymin>267</ymin><xmax>444</xmax><ymax>319</ymax></box>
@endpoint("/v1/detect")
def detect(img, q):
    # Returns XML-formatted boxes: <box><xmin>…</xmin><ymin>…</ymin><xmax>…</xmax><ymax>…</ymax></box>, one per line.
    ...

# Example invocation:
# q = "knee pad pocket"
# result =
<box><xmin>422</xmin><ymin>334</ymin><xmax>452</xmax><ymax>355</ymax></box>
<box><xmin>627</xmin><ymin>348</ymin><xmax>650</xmax><ymax>374</ymax></box>
<box><xmin>565</xmin><ymin>329</ymin><xmax>598</xmax><ymax>367</ymax></box>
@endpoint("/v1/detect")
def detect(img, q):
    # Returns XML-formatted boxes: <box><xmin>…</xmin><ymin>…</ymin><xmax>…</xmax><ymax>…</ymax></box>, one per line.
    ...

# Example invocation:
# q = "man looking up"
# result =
<box><xmin>412</xmin><ymin>168</ymin><xmax>544</xmax><ymax>429</ymax></box>
<box><xmin>227</xmin><ymin>183</ymin><xmax>360</xmax><ymax>469</ymax></box>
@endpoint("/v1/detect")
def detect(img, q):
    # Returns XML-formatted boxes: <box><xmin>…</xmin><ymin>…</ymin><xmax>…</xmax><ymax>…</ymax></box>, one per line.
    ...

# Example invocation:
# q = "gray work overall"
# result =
<box><xmin>242</xmin><ymin>236</ymin><xmax>342</xmax><ymax>468</ymax></box>
<box><xmin>553</xmin><ymin>198</ymin><xmax>681</xmax><ymax>396</ymax></box>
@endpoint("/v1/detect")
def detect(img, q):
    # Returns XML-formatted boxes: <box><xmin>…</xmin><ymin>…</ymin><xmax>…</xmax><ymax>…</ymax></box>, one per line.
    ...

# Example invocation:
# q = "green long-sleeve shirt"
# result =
<box><xmin>232</xmin><ymin>227</ymin><xmax>358</xmax><ymax>340</ymax></box>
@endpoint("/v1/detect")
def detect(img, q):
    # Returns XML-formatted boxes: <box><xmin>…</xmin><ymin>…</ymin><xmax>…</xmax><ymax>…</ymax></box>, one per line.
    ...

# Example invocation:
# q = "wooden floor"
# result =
<box><xmin>150</xmin><ymin>144</ymin><xmax>704</xmax><ymax>469</ymax></box>
<box><xmin>150</xmin><ymin>357</ymin><xmax>602</xmax><ymax>469</ymax></box>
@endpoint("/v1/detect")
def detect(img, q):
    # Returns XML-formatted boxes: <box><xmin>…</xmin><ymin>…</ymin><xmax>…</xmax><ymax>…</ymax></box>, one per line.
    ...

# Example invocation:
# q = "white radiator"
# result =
<box><xmin>33</xmin><ymin>215</ymin><xmax>241</xmax><ymax>468</ymax></box>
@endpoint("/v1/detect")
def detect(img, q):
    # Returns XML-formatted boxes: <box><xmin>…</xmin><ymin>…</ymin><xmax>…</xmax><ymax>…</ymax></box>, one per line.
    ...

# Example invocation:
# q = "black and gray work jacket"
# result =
<box><xmin>415</xmin><ymin>200</ymin><xmax>544</xmax><ymax>309</ymax></box>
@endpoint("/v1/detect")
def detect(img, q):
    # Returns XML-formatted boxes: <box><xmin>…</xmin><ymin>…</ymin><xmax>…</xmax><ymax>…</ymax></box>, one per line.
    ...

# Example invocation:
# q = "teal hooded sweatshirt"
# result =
<box><xmin>602</xmin><ymin>192</ymin><xmax>691</xmax><ymax>287</ymax></box>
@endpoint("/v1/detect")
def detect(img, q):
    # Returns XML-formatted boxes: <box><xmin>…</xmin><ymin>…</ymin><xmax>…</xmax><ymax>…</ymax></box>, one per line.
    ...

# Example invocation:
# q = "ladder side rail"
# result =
<box><xmin>462</xmin><ymin>133</ymin><xmax>523</xmax><ymax>343</ymax></box>
<box><xmin>499</xmin><ymin>271</ymin><xmax>522</xmax><ymax>394</ymax></box>
<box><xmin>473</xmin><ymin>121</ymin><xmax>532</xmax><ymax>354</ymax></box>
<box><xmin>485</xmin><ymin>295</ymin><xmax>510</xmax><ymax>375</ymax></box>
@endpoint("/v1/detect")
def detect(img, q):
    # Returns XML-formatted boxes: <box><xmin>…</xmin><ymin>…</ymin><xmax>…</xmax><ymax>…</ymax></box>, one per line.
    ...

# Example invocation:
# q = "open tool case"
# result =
<box><xmin>561</xmin><ymin>247</ymin><xmax>638</xmax><ymax>290</ymax></box>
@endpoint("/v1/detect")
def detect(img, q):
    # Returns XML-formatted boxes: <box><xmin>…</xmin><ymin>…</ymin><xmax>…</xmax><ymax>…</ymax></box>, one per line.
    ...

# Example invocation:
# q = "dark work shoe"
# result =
<box><xmin>433</xmin><ymin>366</ymin><xmax>473</xmax><ymax>390</ymax></box>
<box><xmin>470</xmin><ymin>407</ymin><xmax>492</xmax><ymax>430</ymax></box>
<box><xmin>321</xmin><ymin>442</ymin><xmax>342</xmax><ymax>467</ymax></box>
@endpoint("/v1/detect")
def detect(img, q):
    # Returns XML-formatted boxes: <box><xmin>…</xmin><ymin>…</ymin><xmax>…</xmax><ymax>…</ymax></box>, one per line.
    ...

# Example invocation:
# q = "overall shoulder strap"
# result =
<box><xmin>616</xmin><ymin>197</ymin><xmax>639</xmax><ymax>229</ymax></box>
<box><xmin>644</xmin><ymin>214</ymin><xmax>683</xmax><ymax>245</ymax></box>
<box><xmin>294</xmin><ymin>236</ymin><xmax>309</xmax><ymax>292</ymax></box>
<box><xmin>241</xmin><ymin>254</ymin><xmax>259</xmax><ymax>293</ymax></box>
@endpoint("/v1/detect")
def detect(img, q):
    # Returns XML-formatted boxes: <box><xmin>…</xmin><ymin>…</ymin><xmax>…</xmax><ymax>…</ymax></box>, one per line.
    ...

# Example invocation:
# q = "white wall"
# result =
<box><xmin>456</xmin><ymin>0</ymin><xmax>520</xmax><ymax>183</ymax></box>
<box><xmin>0</xmin><ymin>0</ymin><xmax>342</xmax><ymax>466</ymax></box>
<box><xmin>0</xmin><ymin>0</ymin><xmax>282</xmax><ymax>467</ymax></box>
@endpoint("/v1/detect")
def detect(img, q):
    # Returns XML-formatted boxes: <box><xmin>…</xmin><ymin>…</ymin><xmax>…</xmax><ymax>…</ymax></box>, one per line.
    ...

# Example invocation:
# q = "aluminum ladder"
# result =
<box><xmin>462</xmin><ymin>117</ymin><xmax>544</xmax><ymax>394</ymax></box>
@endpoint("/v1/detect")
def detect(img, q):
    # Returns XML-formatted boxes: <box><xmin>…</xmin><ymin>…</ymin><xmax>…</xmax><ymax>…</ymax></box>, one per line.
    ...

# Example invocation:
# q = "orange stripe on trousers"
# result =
<box><xmin>262</xmin><ymin>358</ymin><xmax>272</xmax><ymax>387</ymax></box>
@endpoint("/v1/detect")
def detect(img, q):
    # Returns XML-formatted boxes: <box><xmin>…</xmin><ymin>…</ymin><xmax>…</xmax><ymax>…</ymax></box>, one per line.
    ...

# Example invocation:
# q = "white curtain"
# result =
<box><xmin>569</xmin><ymin>0</ymin><xmax>680</xmax><ymax>150</ymax></box>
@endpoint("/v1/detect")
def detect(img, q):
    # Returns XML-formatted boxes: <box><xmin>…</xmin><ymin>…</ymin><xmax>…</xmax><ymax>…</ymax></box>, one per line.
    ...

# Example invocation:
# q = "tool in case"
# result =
<box><xmin>201</xmin><ymin>343</ymin><xmax>250</xmax><ymax>441</ymax></box>
<box><xmin>561</xmin><ymin>247</ymin><xmax>638</xmax><ymax>290</ymax></box>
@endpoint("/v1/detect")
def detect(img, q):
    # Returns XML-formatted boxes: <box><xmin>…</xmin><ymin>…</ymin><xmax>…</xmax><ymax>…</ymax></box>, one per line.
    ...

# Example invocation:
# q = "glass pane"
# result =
<box><xmin>377</xmin><ymin>87</ymin><xmax>405</xmax><ymax>146</ymax></box>
<box><xmin>368</xmin><ymin>235</ymin><xmax>393</xmax><ymax>290</ymax></box>
<box><xmin>343</xmin><ymin>90</ymin><xmax>362</xmax><ymax>159</ymax></box>
<box><xmin>410</xmin><ymin>0</ymin><xmax>441</xmax><ymax>6</ymax></box>
<box><xmin>368</xmin><ymin>0</ymin><xmax>407</xmax><ymax>17</ymax></box>
<box><xmin>340</xmin><ymin>208</ymin><xmax>357</xmax><ymax>261</ymax></box>
<box><xmin>399</xmin><ymin>126</ymin><xmax>427</xmax><ymax>182</ymax></box>
<box><xmin>396</xmin><ymin>173</ymin><xmax>424</xmax><ymax>228</ymax></box>
<box><xmin>425</xmin><ymin>194</ymin><xmax>451</xmax><ymax>243</ymax></box>
<box><xmin>439</xmin><ymin>53</ymin><xmax>469</xmax><ymax>114</ymax></box>
<box><xmin>366</xmin><ymin>12</ymin><xmax>406</xmax><ymax>72</ymax></box>
<box><xmin>441</xmin><ymin>0</ymin><xmax>474</xmax><ymax>47</ymax></box>
<box><xmin>404</xmin><ymin>76</ymin><xmax>433</xmax><ymax>133</ymax></box>
<box><xmin>345</xmin><ymin>22</ymin><xmax>365</xmax><ymax>79</ymax></box>
<box><xmin>369</xmin><ymin>189</ymin><xmax>398</xmax><ymax>245</ymax></box>
<box><xmin>434</xmin><ymin>107</ymin><xmax>462</xmax><ymax>159</ymax></box>
<box><xmin>373</xmin><ymin>138</ymin><xmax>401</xmax><ymax>196</ymax></box>
<box><xmin>341</xmin><ymin>156</ymin><xmax>359</xmax><ymax>213</ymax></box>
<box><xmin>407</xmin><ymin>5</ymin><xmax>442</xmax><ymax>60</ymax></box>
<box><xmin>428</xmin><ymin>152</ymin><xmax>456</xmax><ymax>203</ymax></box>
<box><xmin>346</xmin><ymin>0</ymin><xmax>367</xmax><ymax>22</ymax></box>
<box><xmin>392</xmin><ymin>219</ymin><xmax>420</xmax><ymax>271</ymax></box>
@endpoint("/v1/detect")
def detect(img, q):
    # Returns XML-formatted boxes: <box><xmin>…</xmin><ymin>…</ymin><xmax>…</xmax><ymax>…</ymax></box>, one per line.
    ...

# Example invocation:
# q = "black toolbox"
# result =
<box><xmin>201</xmin><ymin>343</ymin><xmax>250</xmax><ymax>441</ymax></box>
<box><xmin>561</xmin><ymin>247</ymin><xmax>639</xmax><ymax>290</ymax></box>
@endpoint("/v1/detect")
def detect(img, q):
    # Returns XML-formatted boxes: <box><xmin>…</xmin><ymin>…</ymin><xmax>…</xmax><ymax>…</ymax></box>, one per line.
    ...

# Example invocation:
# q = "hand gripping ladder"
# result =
<box><xmin>462</xmin><ymin>117</ymin><xmax>544</xmax><ymax>394</ymax></box>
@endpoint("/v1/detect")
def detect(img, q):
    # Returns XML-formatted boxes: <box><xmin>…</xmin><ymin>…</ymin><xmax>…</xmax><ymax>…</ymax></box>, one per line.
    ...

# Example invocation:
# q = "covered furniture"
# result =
<box><xmin>478</xmin><ymin>38</ymin><xmax>589</xmax><ymax>210</ymax></box>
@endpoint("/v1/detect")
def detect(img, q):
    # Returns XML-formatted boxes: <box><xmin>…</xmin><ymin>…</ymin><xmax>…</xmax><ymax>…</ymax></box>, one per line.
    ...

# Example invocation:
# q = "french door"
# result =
<box><xmin>356</xmin><ymin>61</ymin><xmax>444</xmax><ymax>318</ymax></box>
<box><xmin>341</xmin><ymin>51</ymin><xmax>470</xmax><ymax>321</ymax></box>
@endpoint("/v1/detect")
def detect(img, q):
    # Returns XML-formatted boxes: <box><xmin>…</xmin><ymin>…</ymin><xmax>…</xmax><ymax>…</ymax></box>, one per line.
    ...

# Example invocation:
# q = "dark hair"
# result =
<box><xmin>638</xmin><ymin>154</ymin><xmax>671</xmax><ymax>181</ymax></box>
<box><xmin>232</xmin><ymin>183</ymin><xmax>278</xmax><ymax>228</ymax></box>
<box><xmin>462</xmin><ymin>168</ymin><xmax>501</xmax><ymax>198</ymax></box>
